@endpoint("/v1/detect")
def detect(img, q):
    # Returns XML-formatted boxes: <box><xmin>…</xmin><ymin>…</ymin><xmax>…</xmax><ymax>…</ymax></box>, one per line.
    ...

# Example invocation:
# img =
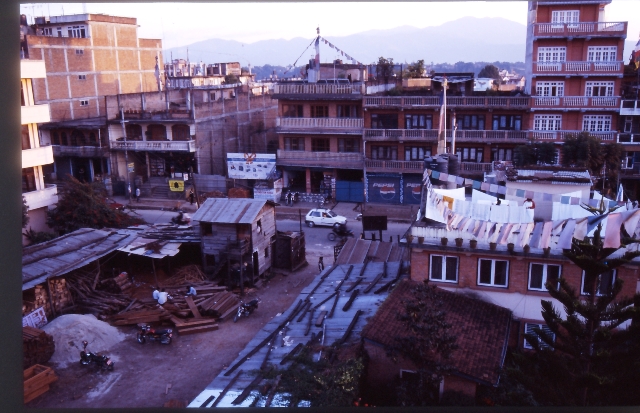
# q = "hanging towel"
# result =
<box><xmin>539</xmin><ymin>221</ymin><xmax>553</xmax><ymax>249</ymax></box>
<box><xmin>529</xmin><ymin>222</ymin><xmax>544</xmax><ymax>249</ymax></box>
<box><xmin>603</xmin><ymin>213</ymin><xmax>622</xmax><ymax>248</ymax></box>
<box><xmin>573</xmin><ymin>217</ymin><xmax>588</xmax><ymax>240</ymax></box>
<box><xmin>557</xmin><ymin>219</ymin><xmax>576</xmax><ymax>250</ymax></box>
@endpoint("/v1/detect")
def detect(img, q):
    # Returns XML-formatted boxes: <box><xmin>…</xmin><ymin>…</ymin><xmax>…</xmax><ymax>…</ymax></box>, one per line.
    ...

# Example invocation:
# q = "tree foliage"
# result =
<box><xmin>22</xmin><ymin>196</ymin><xmax>29</xmax><ymax>228</ymax></box>
<box><xmin>513</xmin><ymin>142</ymin><xmax>557</xmax><ymax>167</ymax></box>
<box><xmin>513</xmin><ymin>203</ymin><xmax>640</xmax><ymax>406</ymax></box>
<box><xmin>404</xmin><ymin>59</ymin><xmax>426</xmax><ymax>78</ymax></box>
<box><xmin>376</xmin><ymin>56</ymin><xmax>395</xmax><ymax>83</ymax></box>
<box><xmin>477</xmin><ymin>64</ymin><xmax>501</xmax><ymax>81</ymax></box>
<box><xmin>46</xmin><ymin>175</ymin><xmax>144</xmax><ymax>235</ymax></box>
<box><xmin>223</xmin><ymin>73</ymin><xmax>240</xmax><ymax>84</ymax></box>
<box><xmin>561</xmin><ymin>132</ymin><xmax>623</xmax><ymax>190</ymax></box>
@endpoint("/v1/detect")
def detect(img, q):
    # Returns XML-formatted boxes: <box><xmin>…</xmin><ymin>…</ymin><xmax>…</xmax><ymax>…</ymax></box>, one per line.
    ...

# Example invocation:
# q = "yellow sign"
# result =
<box><xmin>169</xmin><ymin>180</ymin><xmax>184</xmax><ymax>192</ymax></box>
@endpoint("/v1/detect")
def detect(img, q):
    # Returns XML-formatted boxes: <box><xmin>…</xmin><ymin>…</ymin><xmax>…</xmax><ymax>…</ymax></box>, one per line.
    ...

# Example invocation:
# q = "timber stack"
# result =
<box><xmin>26</xmin><ymin>285</ymin><xmax>52</xmax><ymax>318</ymax></box>
<box><xmin>24</xmin><ymin>364</ymin><xmax>57</xmax><ymax>404</ymax></box>
<box><xmin>98</xmin><ymin>272</ymin><xmax>133</xmax><ymax>294</ymax></box>
<box><xmin>66</xmin><ymin>272</ymin><xmax>131</xmax><ymax>317</ymax></box>
<box><xmin>48</xmin><ymin>278</ymin><xmax>73</xmax><ymax>313</ymax></box>
<box><xmin>23</xmin><ymin>326</ymin><xmax>55</xmax><ymax>369</ymax></box>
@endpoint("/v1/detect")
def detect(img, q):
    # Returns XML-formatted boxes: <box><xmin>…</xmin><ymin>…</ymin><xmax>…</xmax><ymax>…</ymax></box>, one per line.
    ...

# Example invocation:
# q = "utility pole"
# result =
<box><xmin>119</xmin><ymin>106</ymin><xmax>131</xmax><ymax>203</ymax></box>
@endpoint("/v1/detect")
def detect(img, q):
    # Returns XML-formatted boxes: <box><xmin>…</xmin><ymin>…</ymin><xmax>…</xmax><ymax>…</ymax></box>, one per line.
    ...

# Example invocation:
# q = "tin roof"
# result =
<box><xmin>191</xmin><ymin>198</ymin><xmax>275</xmax><ymax>224</ymax></box>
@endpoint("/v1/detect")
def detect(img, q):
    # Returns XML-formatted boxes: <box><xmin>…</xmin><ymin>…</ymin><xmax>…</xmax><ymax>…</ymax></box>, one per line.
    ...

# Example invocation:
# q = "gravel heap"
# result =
<box><xmin>42</xmin><ymin>314</ymin><xmax>125</xmax><ymax>368</ymax></box>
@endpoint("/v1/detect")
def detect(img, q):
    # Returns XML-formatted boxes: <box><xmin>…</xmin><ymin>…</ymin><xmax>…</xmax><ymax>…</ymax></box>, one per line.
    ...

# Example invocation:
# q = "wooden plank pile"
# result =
<box><xmin>98</xmin><ymin>272</ymin><xmax>133</xmax><ymax>294</ymax></box>
<box><xmin>23</xmin><ymin>326</ymin><xmax>55</xmax><ymax>369</ymax></box>
<box><xmin>65</xmin><ymin>272</ymin><xmax>131</xmax><ymax>317</ymax></box>
<box><xmin>108</xmin><ymin>307</ymin><xmax>172</xmax><ymax>326</ymax></box>
<box><xmin>48</xmin><ymin>278</ymin><xmax>73</xmax><ymax>313</ymax></box>
<box><xmin>24</xmin><ymin>364</ymin><xmax>57</xmax><ymax>404</ymax></box>
<box><xmin>23</xmin><ymin>285</ymin><xmax>52</xmax><ymax>318</ymax></box>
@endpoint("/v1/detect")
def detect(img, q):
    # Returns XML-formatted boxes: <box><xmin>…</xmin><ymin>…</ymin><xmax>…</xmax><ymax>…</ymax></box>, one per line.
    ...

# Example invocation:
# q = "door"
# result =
<box><xmin>335</xmin><ymin>180</ymin><xmax>364</xmax><ymax>202</ymax></box>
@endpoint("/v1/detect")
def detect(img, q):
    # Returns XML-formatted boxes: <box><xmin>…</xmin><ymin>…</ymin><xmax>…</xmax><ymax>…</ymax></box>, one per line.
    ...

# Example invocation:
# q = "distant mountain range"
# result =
<box><xmin>165</xmin><ymin>16</ymin><xmax>637</xmax><ymax>68</ymax></box>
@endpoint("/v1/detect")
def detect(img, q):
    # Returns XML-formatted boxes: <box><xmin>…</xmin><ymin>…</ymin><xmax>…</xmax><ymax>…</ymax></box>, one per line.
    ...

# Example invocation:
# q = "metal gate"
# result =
<box><xmin>335</xmin><ymin>180</ymin><xmax>364</xmax><ymax>202</ymax></box>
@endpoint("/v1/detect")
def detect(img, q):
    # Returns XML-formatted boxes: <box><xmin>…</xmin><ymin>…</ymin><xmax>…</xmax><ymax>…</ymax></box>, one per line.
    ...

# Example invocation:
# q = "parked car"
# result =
<box><xmin>305</xmin><ymin>208</ymin><xmax>347</xmax><ymax>228</ymax></box>
<box><xmin>105</xmin><ymin>198</ymin><xmax>125</xmax><ymax>211</ymax></box>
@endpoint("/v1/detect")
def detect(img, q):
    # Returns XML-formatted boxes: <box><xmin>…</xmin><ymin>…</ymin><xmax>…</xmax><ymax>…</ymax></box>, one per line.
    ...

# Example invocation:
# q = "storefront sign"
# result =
<box><xmin>227</xmin><ymin>153</ymin><xmax>276</xmax><ymax>179</ymax></box>
<box><xmin>367</xmin><ymin>174</ymin><xmax>401</xmax><ymax>204</ymax></box>
<box><xmin>169</xmin><ymin>179</ymin><xmax>185</xmax><ymax>192</ymax></box>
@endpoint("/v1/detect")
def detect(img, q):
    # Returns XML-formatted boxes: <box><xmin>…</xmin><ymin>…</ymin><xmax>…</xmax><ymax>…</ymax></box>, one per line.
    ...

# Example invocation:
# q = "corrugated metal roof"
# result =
<box><xmin>22</xmin><ymin>228</ymin><xmax>139</xmax><ymax>290</ymax></box>
<box><xmin>191</xmin><ymin>198</ymin><xmax>273</xmax><ymax>224</ymax></box>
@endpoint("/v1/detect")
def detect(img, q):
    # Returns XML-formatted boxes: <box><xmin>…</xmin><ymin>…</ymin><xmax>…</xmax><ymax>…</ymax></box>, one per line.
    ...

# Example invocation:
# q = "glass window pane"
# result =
<box><xmin>445</xmin><ymin>257</ymin><xmax>458</xmax><ymax>281</ymax></box>
<box><xmin>479</xmin><ymin>260</ymin><xmax>492</xmax><ymax>284</ymax></box>
<box><xmin>547</xmin><ymin>265</ymin><xmax>560</xmax><ymax>288</ymax></box>
<box><xmin>431</xmin><ymin>256</ymin><xmax>443</xmax><ymax>280</ymax></box>
<box><xmin>494</xmin><ymin>261</ymin><xmax>508</xmax><ymax>286</ymax></box>
<box><xmin>530</xmin><ymin>264</ymin><xmax>544</xmax><ymax>289</ymax></box>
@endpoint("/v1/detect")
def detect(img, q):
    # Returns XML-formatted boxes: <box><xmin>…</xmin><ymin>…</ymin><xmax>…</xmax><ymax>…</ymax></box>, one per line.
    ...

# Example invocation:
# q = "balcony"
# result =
<box><xmin>618</xmin><ymin>133</ymin><xmax>640</xmax><ymax>144</ymax></box>
<box><xmin>621</xmin><ymin>100</ymin><xmax>640</xmax><ymax>116</ymax></box>
<box><xmin>532</xmin><ymin>21</ymin><xmax>627</xmax><ymax>38</ymax></box>
<box><xmin>23</xmin><ymin>184</ymin><xmax>58</xmax><ymax>211</ymax></box>
<box><xmin>531</xmin><ymin>96</ymin><xmax>619</xmax><ymax>110</ymax></box>
<box><xmin>276</xmin><ymin>149</ymin><xmax>363</xmax><ymax>169</ymax></box>
<box><xmin>22</xmin><ymin>145</ymin><xmax>53</xmax><ymax>169</ymax></box>
<box><xmin>276</xmin><ymin>117</ymin><xmax>363</xmax><ymax>134</ymax></box>
<box><xmin>21</xmin><ymin>104</ymin><xmax>51</xmax><ymax>125</ymax></box>
<box><xmin>533</xmin><ymin>61</ymin><xmax>623</xmax><ymax>76</ymax></box>
<box><xmin>460</xmin><ymin>162</ymin><xmax>493</xmax><ymax>173</ymax></box>
<box><xmin>20</xmin><ymin>59</ymin><xmax>47</xmax><ymax>79</ymax></box>
<box><xmin>365</xmin><ymin>159</ymin><xmax>423</xmax><ymax>173</ymax></box>
<box><xmin>363</xmin><ymin>96</ymin><xmax>529</xmax><ymax>109</ymax></box>
<box><xmin>363</xmin><ymin>129</ymin><xmax>528</xmax><ymax>143</ymax></box>
<box><xmin>273</xmin><ymin>83</ymin><xmax>365</xmax><ymax>97</ymax></box>
<box><xmin>119</xmin><ymin>109</ymin><xmax>193</xmax><ymax>121</ymax></box>
<box><xmin>109</xmin><ymin>140</ymin><xmax>196</xmax><ymax>152</ymax></box>
<box><xmin>51</xmin><ymin>145</ymin><xmax>109</xmax><ymax>158</ymax></box>
<box><xmin>531</xmin><ymin>130</ymin><xmax>616</xmax><ymax>142</ymax></box>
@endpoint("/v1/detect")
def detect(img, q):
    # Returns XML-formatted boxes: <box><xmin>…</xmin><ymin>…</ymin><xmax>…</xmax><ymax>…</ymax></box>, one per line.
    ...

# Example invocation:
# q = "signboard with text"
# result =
<box><xmin>169</xmin><ymin>179</ymin><xmax>185</xmax><ymax>192</ymax></box>
<box><xmin>227</xmin><ymin>153</ymin><xmax>276</xmax><ymax>180</ymax></box>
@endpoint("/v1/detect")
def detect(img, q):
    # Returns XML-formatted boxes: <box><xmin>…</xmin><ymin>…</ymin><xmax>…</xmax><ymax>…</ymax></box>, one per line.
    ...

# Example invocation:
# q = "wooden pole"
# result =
<box><xmin>151</xmin><ymin>258</ymin><xmax>158</xmax><ymax>288</ymax></box>
<box><xmin>92</xmin><ymin>259</ymin><xmax>101</xmax><ymax>290</ymax></box>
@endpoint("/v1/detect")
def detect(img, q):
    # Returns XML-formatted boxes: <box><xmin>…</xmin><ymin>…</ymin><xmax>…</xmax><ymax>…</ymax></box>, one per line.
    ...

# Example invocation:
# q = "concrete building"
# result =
<box><xmin>21</xmin><ymin>58</ymin><xmax>57</xmax><ymax>244</ymax></box>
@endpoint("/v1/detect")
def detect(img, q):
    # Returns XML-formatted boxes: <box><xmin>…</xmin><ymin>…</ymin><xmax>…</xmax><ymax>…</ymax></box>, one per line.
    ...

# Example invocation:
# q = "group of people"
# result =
<box><xmin>152</xmin><ymin>285</ymin><xmax>197</xmax><ymax>305</ymax></box>
<box><xmin>284</xmin><ymin>191</ymin><xmax>298</xmax><ymax>206</ymax></box>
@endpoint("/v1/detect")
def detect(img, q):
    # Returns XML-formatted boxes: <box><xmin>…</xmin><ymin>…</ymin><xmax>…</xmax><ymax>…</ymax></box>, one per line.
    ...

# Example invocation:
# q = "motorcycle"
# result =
<box><xmin>328</xmin><ymin>224</ymin><xmax>355</xmax><ymax>241</ymax></box>
<box><xmin>80</xmin><ymin>340</ymin><xmax>114</xmax><ymax>371</ymax></box>
<box><xmin>292</xmin><ymin>192</ymin><xmax>300</xmax><ymax>204</ymax></box>
<box><xmin>171</xmin><ymin>211</ymin><xmax>191</xmax><ymax>225</ymax></box>
<box><xmin>136</xmin><ymin>323</ymin><xmax>173</xmax><ymax>345</ymax></box>
<box><xmin>233</xmin><ymin>298</ymin><xmax>260</xmax><ymax>322</ymax></box>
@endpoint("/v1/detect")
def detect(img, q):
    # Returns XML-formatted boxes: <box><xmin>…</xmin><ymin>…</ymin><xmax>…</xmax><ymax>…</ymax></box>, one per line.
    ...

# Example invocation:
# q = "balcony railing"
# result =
<box><xmin>532</xmin><ymin>21</ymin><xmax>627</xmax><ymax>37</ymax></box>
<box><xmin>277</xmin><ymin>149</ymin><xmax>362</xmax><ymax>169</ymax></box>
<box><xmin>21</xmin><ymin>104</ymin><xmax>51</xmax><ymax>125</ymax></box>
<box><xmin>51</xmin><ymin>145</ymin><xmax>109</xmax><ymax>158</ymax></box>
<box><xmin>531</xmin><ymin>130</ymin><xmax>616</xmax><ymax>141</ymax></box>
<box><xmin>621</xmin><ymin>100</ymin><xmax>640</xmax><ymax>116</ymax></box>
<box><xmin>365</xmin><ymin>159</ymin><xmax>423</xmax><ymax>173</ymax></box>
<box><xmin>22</xmin><ymin>145</ymin><xmax>53</xmax><ymax>169</ymax></box>
<box><xmin>277</xmin><ymin>117</ymin><xmax>363</xmax><ymax>131</ymax></box>
<box><xmin>273</xmin><ymin>83</ymin><xmax>365</xmax><ymax>95</ymax></box>
<box><xmin>460</xmin><ymin>162</ymin><xmax>493</xmax><ymax>173</ymax></box>
<box><xmin>363</xmin><ymin>96</ymin><xmax>529</xmax><ymax>108</ymax></box>
<box><xmin>618</xmin><ymin>133</ymin><xmax>640</xmax><ymax>144</ymax></box>
<box><xmin>533</xmin><ymin>61</ymin><xmax>622</xmax><ymax>75</ymax></box>
<box><xmin>110</xmin><ymin>140</ymin><xmax>196</xmax><ymax>152</ymax></box>
<box><xmin>531</xmin><ymin>96</ymin><xmax>619</xmax><ymax>109</ymax></box>
<box><xmin>363</xmin><ymin>129</ymin><xmax>528</xmax><ymax>142</ymax></box>
<box><xmin>23</xmin><ymin>184</ymin><xmax>58</xmax><ymax>211</ymax></box>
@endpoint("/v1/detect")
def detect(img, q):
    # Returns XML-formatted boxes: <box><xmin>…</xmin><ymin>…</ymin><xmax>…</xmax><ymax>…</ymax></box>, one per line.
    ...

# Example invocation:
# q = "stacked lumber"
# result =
<box><xmin>169</xmin><ymin>315</ymin><xmax>219</xmax><ymax>335</ymax></box>
<box><xmin>108</xmin><ymin>308</ymin><xmax>171</xmax><ymax>326</ymax></box>
<box><xmin>99</xmin><ymin>272</ymin><xmax>132</xmax><ymax>294</ymax></box>
<box><xmin>30</xmin><ymin>285</ymin><xmax>51</xmax><ymax>318</ymax></box>
<box><xmin>228</xmin><ymin>187</ymin><xmax>251</xmax><ymax>198</ymax></box>
<box><xmin>23</xmin><ymin>326</ymin><xmax>55</xmax><ymax>369</ymax></box>
<box><xmin>161</xmin><ymin>264</ymin><xmax>207</xmax><ymax>286</ymax></box>
<box><xmin>66</xmin><ymin>272</ymin><xmax>131</xmax><ymax>318</ymax></box>
<box><xmin>48</xmin><ymin>278</ymin><xmax>73</xmax><ymax>311</ymax></box>
<box><xmin>196</xmin><ymin>290</ymin><xmax>240</xmax><ymax>320</ymax></box>
<box><xmin>24</xmin><ymin>364</ymin><xmax>57</xmax><ymax>404</ymax></box>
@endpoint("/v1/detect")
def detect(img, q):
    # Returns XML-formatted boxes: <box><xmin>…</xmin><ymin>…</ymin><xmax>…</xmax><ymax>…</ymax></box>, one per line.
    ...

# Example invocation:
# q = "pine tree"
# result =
<box><xmin>521</xmin><ymin>202</ymin><xmax>640</xmax><ymax>405</ymax></box>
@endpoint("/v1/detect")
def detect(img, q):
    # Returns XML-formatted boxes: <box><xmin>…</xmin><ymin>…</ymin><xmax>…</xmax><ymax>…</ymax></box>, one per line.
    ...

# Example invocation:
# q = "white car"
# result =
<box><xmin>305</xmin><ymin>208</ymin><xmax>347</xmax><ymax>228</ymax></box>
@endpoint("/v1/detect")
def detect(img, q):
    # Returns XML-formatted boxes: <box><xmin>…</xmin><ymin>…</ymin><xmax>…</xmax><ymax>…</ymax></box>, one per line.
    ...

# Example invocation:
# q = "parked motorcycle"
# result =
<box><xmin>80</xmin><ymin>340</ymin><xmax>114</xmax><ymax>371</ymax></box>
<box><xmin>171</xmin><ymin>211</ymin><xmax>191</xmax><ymax>225</ymax></box>
<box><xmin>233</xmin><ymin>298</ymin><xmax>260</xmax><ymax>322</ymax></box>
<box><xmin>328</xmin><ymin>223</ymin><xmax>355</xmax><ymax>241</ymax></box>
<box><xmin>136</xmin><ymin>323</ymin><xmax>173</xmax><ymax>345</ymax></box>
<box><xmin>292</xmin><ymin>192</ymin><xmax>300</xmax><ymax>204</ymax></box>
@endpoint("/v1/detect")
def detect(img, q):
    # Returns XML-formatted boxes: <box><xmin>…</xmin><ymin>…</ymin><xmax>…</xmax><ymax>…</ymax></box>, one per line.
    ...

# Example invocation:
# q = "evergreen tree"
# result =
<box><xmin>561</xmin><ymin>132</ymin><xmax>623</xmax><ymax>192</ymax></box>
<box><xmin>22</xmin><ymin>195</ymin><xmax>29</xmax><ymax>229</ymax></box>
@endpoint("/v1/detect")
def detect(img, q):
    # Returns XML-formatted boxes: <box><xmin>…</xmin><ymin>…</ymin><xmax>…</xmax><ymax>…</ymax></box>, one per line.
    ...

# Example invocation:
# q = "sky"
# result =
<box><xmin>20</xmin><ymin>1</ymin><xmax>640</xmax><ymax>51</ymax></box>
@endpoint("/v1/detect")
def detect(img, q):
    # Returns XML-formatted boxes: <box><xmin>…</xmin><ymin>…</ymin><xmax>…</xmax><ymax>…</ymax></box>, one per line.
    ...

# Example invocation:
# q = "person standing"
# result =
<box><xmin>135</xmin><ymin>187</ymin><xmax>141</xmax><ymax>202</ymax></box>
<box><xmin>189</xmin><ymin>188</ymin><xmax>195</xmax><ymax>205</ymax></box>
<box><xmin>318</xmin><ymin>256</ymin><xmax>324</xmax><ymax>272</ymax></box>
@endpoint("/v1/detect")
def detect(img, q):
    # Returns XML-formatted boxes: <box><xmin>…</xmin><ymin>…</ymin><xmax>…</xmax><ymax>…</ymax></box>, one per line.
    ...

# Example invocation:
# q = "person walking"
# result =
<box><xmin>189</xmin><ymin>188</ymin><xmax>195</xmax><ymax>205</ymax></box>
<box><xmin>318</xmin><ymin>256</ymin><xmax>324</xmax><ymax>272</ymax></box>
<box><xmin>135</xmin><ymin>187</ymin><xmax>141</xmax><ymax>202</ymax></box>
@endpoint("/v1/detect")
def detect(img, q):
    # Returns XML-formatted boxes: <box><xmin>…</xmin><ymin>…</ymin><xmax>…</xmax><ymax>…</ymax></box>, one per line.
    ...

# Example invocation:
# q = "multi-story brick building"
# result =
<box><xmin>21</xmin><ymin>58</ymin><xmax>58</xmax><ymax>244</ymax></box>
<box><xmin>21</xmin><ymin>13</ymin><xmax>163</xmax><ymax>184</ymax></box>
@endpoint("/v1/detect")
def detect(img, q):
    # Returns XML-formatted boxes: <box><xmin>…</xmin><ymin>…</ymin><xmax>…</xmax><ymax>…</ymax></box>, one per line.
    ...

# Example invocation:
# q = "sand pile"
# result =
<box><xmin>42</xmin><ymin>314</ymin><xmax>125</xmax><ymax>368</ymax></box>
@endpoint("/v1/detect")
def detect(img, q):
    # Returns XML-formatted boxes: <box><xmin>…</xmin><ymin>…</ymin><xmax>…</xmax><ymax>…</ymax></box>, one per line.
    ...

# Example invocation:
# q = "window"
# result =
<box><xmin>56</xmin><ymin>27</ymin><xmax>62</xmax><ymax>37</ymax></box>
<box><xmin>404</xmin><ymin>114</ymin><xmax>432</xmax><ymax>129</ymax></box>
<box><xmin>581</xmin><ymin>270</ymin><xmax>616</xmax><ymax>296</ymax></box>
<box><xmin>282</xmin><ymin>104</ymin><xmax>303</xmax><ymax>118</ymax></box>
<box><xmin>622</xmin><ymin>152</ymin><xmax>634</xmax><ymax>169</ymax></box>
<box><xmin>21</xmin><ymin>125</ymin><xmax>31</xmax><ymax>151</ymax></box>
<box><xmin>537</xmin><ymin>47</ymin><xmax>566</xmax><ymax>62</ymax></box>
<box><xmin>492</xmin><ymin>115</ymin><xmax>521</xmax><ymax>131</ymax></box>
<box><xmin>22</xmin><ymin>167</ymin><xmax>36</xmax><ymax>193</ymax></box>
<box><xmin>624</xmin><ymin>117</ymin><xmax>633</xmax><ymax>133</ymax></box>
<box><xmin>310</xmin><ymin>105</ymin><xmax>328</xmax><ymax>118</ymax></box>
<box><xmin>337</xmin><ymin>105</ymin><xmax>358</xmax><ymax>118</ymax></box>
<box><xmin>456</xmin><ymin>147</ymin><xmax>483</xmax><ymax>163</ymax></box>
<box><xmin>20</xmin><ymin>82</ymin><xmax>25</xmax><ymax>106</ymax></box>
<box><xmin>582</xmin><ymin>115</ymin><xmax>611</xmax><ymax>132</ymax></box>
<box><xmin>492</xmin><ymin>147</ymin><xmax>513</xmax><ymax>162</ymax></box>
<box><xmin>338</xmin><ymin>138</ymin><xmax>360</xmax><ymax>153</ymax></box>
<box><xmin>528</xmin><ymin>263</ymin><xmax>561</xmax><ymax>291</ymax></box>
<box><xmin>284</xmin><ymin>137</ymin><xmax>304</xmax><ymax>151</ymax></box>
<box><xmin>67</xmin><ymin>25</ymin><xmax>87</xmax><ymax>38</ymax></box>
<box><xmin>78</xmin><ymin>74</ymin><xmax>86</xmax><ymax>80</ymax></box>
<box><xmin>405</xmin><ymin>146</ymin><xmax>431</xmax><ymax>161</ymax></box>
<box><xmin>585</xmin><ymin>81</ymin><xmax>614</xmax><ymax>97</ymax></box>
<box><xmin>80</xmin><ymin>100</ymin><xmax>89</xmax><ymax>106</ymax></box>
<box><xmin>201</xmin><ymin>223</ymin><xmax>213</xmax><ymax>236</ymax></box>
<box><xmin>264</xmin><ymin>248</ymin><xmax>269</xmax><ymax>258</ymax></box>
<box><xmin>311</xmin><ymin>138</ymin><xmax>330</xmax><ymax>152</ymax></box>
<box><xmin>551</xmin><ymin>10</ymin><xmax>579</xmax><ymax>24</ymax></box>
<box><xmin>429</xmin><ymin>255</ymin><xmax>458</xmax><ymax>283</ymax></box>
<box><xmin>534</xmin><ymin>114</ymin><xmax>562</xmax><ymax>131</ymax></box>
<box><xmin>371</xmin><ymin>113</ymin><xmax>398</xmax><ymax>129</ymax></box>
<box><xmin>587</xmin><ymin>46</ymin><xmax>617</xmax><ymax>62</ymax></box>
<box><xmin>478</xmin><ymin>258</ymin><xmax>509</xmax><ymax>287</ymax></box>
<box><xmin>455</xmin><ymin>114</ymin><xmax>485</xmax><ymax>130</ymax></box>
<box><xmin>536</xmin><ymin>81</ymin><xmax>564</xmax><ymax>97</ymax></box>
<box><xmin>75</xmin><ymin>49</ymin><xmax>84</xmax><ymax>55</ymax></box>
<box><xmin>370</xmin><ymin>145</ymin><xmax>397</xmax><ymax>160</ymax></box>
<box><xmin>43</xmin><ymin>27</ymin><xmax>53</xmax><ymax>36</ymax></box>
<box><xmin>524</xmin><ymin>323</ymin><xmax>555</xmax><ymax>350</ymax></box>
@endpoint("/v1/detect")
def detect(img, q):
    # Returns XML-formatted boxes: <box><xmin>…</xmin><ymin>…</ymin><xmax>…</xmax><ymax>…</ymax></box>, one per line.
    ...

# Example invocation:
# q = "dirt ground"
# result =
<box><xmin>26</xmin><ymin>252</ymin><xmax>323</xmax><ymax>409</ymax></box>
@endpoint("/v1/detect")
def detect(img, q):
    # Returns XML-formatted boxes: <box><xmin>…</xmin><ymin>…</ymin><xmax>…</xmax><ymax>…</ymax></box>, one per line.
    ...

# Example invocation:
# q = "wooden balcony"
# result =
<box><xmin>276</xmin><ymin>117</ymin><xmax>363</xmax><ymax>134</ymax></box>
<box><xmin>531</xmin><ymin>96</ymin><xmax>619</xmax><ymax>110</ymax></box>
<box><xmin>363</xmin><ymin>129</ymin><xmax>528</xmax><ymax>143</ymax></box>
<box><xmin>364</xmin><ymin>96</ymin><xmax>529</xmax><ymax>109</ymax></box>
<box><xmin>621</xmin><ymin>100</ymin><xmax>640</xmax><ymax>116</ymax></box>
<box><xmin>532</xmin><ymin>21</ymin><xmax>627</xmax><ymax>38</ymax></box>
<box><xmin>460</xmin><ymin>162</ymin><xmax>493</xmax><ymax>173</ymax></box>
<box><xmin>618</xmin><ymin>133</ymin><xmax>640</xmax><ymax>144</ymax></box>
<box><xmin>273</xmin><ymin>83</ymin><xmax>365</xmax><ymax>95</ymax></box>
<box><xmin>533</xmin><ymin>61</ymin><xmax>623</xmax><ymax>76</ymax></box>
<box><xmin>52</xmin><ymin>145</ymin><xmax>109</xmax><ymax>158</ymax></box>
<box><xmin>276</xmin><ymin>149</ymin><xmax>362</xmax><ymax>169</ymax></box>
<box><xmin>109</xmin><ymin>140</ymin><xmax>196</xmax><ymax>152</ymax></box>
<box><xmin>365</xmin><ymin>159</ymin><xmax>423</xmax><ymax>173</ymax></box>
<box><xmin>531</xmin><ymin>130</ymin><xmax>616</xmax><ymax>142</ymax></box>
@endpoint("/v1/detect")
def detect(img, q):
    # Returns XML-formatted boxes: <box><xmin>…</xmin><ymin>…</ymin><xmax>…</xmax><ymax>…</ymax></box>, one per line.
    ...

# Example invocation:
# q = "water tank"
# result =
<box><xmin>424</xmin><ymin>156</ymin><xmax>438</xmax><ymax>172</ymax></box>
<box><xmin>447</xmin><ymin>154</ymin><xmax>459</xmax><ymax>178</ymax></box>
<box><xmin>435</xmin><ymin>155</ymin><xmax>449</xmax><ymax>175</ymax></box>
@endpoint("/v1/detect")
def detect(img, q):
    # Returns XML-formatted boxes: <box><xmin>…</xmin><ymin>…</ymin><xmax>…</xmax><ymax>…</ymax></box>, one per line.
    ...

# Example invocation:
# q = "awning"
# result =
<box><xmin>118</xmin><ymin>237</ymin><xmax>182</xmax><ymax>259</ymax></box>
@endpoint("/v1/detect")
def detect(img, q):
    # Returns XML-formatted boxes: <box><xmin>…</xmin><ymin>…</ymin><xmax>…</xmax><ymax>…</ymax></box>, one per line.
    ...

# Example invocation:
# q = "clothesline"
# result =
<box><xmin>319</xmin><ymin>36</ymin><xmax>362</xmax><ymax>65</ymax></box>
